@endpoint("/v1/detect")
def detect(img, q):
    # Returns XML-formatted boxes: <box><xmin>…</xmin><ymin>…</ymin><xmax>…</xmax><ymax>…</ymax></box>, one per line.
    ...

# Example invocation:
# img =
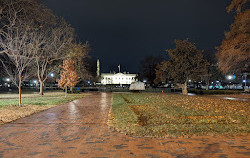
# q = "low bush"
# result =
<box><xmin>188</xmin><ymin>89</ymin><xmax>242</xmax><ymax>95</ymax></box>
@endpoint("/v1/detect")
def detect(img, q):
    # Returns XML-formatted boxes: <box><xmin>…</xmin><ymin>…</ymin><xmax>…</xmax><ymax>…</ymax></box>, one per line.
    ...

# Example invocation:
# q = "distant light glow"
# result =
<box><xmin>188</xmin><ymin>80</ymin><xmax>191</xmax><ymax>82</ymax></box>
<box><xmin>243</xmin><ymin>80</ymin><xmax>246</xmax><ymax>83</ymax></box>
<box><xmin>216</xmin><ymin>81</ymin><xmax>220</xmax><ymax>83</ymax></box>
<box><xmin>50</xmin><ymin>73</ymin><xmax>54</xmax><ymax>77</ymax></box>
<box><xmin>227</xmin><ymin>75</ymin><xmax>233</xmax><ymax>80</ymax></box>
<box><xmin>143</xmin><ymin>80</ymin><xmax>147</xmax><ymax>83</ymax></box>
<box><xmin>33</xmin><ymin>80</ymin><xmax>38</xmax><ymax>83</ymax></box>
<box><xmin>6</xmin><ymin>78</ymin><xmax>10</xmax><ymax>82</ymax></box>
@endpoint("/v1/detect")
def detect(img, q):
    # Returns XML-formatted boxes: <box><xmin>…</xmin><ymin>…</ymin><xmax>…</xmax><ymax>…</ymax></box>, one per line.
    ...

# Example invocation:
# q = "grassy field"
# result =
<box><xmin>0</xmin><ymin>92</ymin><xmax>87</xmax><ymax>124</ymax></box>
<box><xmin>110</xmin><ymin>93</ymin><xmax>249</xmax><ymax>137</ymax></box>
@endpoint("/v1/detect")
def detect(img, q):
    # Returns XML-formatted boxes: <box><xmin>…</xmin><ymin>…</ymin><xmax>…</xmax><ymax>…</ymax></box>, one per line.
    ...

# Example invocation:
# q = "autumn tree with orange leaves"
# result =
<box><xmin>216</xmin><ymin>0</ymin><xmax>250</xmax><ymax>73</ymax></box>
<box><xmin>57</xmin><ymin>59</ymin><xmax>78</xmax><ymax>96</ymax></box>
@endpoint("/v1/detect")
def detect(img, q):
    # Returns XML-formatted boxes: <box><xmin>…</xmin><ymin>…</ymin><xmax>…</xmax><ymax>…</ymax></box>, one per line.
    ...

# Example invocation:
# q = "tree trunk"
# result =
<box><xmin>39</xmin><ymin>80</ymin><xmax>44</xmax><ymax>95</ymax></box>
<box><xmin>70</xmin><ymin>87</ymin><xmax>73</xmax><ymax>93</ymax></box>
<box><xmin>18</xmin><ymin>81</ymin><xmax>22</xmax><ymax>107</ymax></box>
<box><xmin>65</xmin><ymin>87</ymin><xmax>67</xmax><ymax>97</ymax></box>
<box><xmin>206</xmin><ymin>78</ymin><xmax>209</xmax><ymax>90</ymax></box>
<box><xmin>182</xmin><ymin>81</ymin><xmax>188</xmax><ymax>95</ymax></box>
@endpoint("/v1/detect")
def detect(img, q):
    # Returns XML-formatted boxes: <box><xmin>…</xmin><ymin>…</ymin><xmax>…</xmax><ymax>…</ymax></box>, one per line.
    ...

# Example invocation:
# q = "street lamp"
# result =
<box><xmin>33</xmin><ymin>80</ymin><xmax>38</xmax><ymax>88</ymax></box>
<box><xmin>227</xmin><ymin>75</ymin><xmax>233</xmax><ymax>80</ymax></box>
<box><xmin>50</xmin><ymin>73</ymin><xmax>54</xmax><ymax>77</ymax></box>
<box><xmin>243</xmin><ymin>73</ymin><xmax>247</xmax><ymax>90</ymax></box>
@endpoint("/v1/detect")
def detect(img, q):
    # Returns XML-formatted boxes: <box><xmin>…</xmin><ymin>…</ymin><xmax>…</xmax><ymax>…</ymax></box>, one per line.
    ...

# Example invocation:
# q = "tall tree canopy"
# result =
<box><xmin>216</xmin><ymin>0</ymin><xmax>250</xmax><ymax>73</ymax></box>
<box><xmin>155</xmin><ymin>39</ymin><xmax>207</xmax><ymax>95</ymax></box>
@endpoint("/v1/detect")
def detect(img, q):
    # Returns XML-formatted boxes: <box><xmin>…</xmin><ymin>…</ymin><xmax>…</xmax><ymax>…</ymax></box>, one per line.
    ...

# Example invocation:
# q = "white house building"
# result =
<box><xmin>96</xmin><ymin>60</ymin><xmax>137</xmax><ymax>85</ymax></box>
<box><xmin>101</xmin><ymin>72</ymin><xmax>137</xmax><ymax>85</ymax></box>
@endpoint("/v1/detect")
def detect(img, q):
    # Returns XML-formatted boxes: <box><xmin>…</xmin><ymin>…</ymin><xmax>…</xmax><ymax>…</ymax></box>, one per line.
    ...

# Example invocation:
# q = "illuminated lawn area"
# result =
<box><xmin>0</xmin><ymin>92</ymin><xmax>87</xmax><ymax>124</ymax></box>
<box><xmin>111</xmin><ymin>93</ymin><xmax>249</xmax><ymax>137</ymax></box>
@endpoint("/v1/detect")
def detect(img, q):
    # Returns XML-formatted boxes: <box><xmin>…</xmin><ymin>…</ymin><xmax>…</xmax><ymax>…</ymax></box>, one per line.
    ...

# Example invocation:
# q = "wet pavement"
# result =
<box><xmin>0</xmin><ymin>92</ymin><xmax>249</xmax><ymax>158</ymax></box>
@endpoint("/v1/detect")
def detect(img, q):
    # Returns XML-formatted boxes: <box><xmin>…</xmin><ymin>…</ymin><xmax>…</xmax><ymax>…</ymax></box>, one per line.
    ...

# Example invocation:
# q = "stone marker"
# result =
<box><xmin>129</xmin><ymin>81</ymin><xmax>145</xmax><ymax>91</ymax></box>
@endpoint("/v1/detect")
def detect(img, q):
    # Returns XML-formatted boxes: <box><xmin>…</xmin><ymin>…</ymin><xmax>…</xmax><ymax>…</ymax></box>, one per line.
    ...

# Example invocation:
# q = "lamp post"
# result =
<box><xmin>33</xmin><ymin>80</ymin><xmax>38</xmax><ymax>88</ymax></box>
<box><xmin>243</xmin><ymin>73</ymin><xmax>247</xmax><ymax>90</ymax></box>
<box><xmin>226</xmin><ymin>75</ymin><xmax>233</xmax><ymax>89</ymax></box>
<box><xmin>6</xmin><ymin>78</ymin><xmax>10</xmax><ymax>88</ymax></box>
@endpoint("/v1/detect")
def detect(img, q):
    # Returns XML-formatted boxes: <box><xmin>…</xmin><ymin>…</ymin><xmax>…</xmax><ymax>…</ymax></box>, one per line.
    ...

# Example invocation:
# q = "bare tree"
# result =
<box><xmin>36</xmin><ymin>19</ymin><xmax>74</xmax><ymax>95</ymax></box>
<box><xmin>0</xmin><ymin>0</ymin><xmax>43</xmax><ymax>106</ymax></box>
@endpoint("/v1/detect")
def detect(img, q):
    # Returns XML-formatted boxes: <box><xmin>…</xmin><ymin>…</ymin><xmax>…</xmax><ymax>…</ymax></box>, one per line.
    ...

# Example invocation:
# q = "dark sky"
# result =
<box><xmin>44</xmin><ymin>0</ymin><xmax>233</xmax><ymax>73</ymax></box>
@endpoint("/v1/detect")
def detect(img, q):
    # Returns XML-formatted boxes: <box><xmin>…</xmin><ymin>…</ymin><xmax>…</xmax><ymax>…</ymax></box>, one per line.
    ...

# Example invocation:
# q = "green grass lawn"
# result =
<box><xmin>111</xmin><ymin>93</ymin><xmax>250</xmax><ymax>137</ymax></box>
<box><xmin>0</xmin><ymin>92</ymin><xmax>88</xmax><ymax>124</ymax></box>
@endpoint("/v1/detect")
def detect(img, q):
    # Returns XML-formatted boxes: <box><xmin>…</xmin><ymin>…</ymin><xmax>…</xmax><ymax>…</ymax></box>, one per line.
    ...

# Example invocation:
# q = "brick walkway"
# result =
<box><xmin>0</xmin><ymin>92</ymin><xmax>249</xmax><ymax>158</ymax></box>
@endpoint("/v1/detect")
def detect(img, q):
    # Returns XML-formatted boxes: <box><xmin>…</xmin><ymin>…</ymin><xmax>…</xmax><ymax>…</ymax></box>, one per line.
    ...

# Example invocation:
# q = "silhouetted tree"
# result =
<box><xmin>139</xmin><ymin>56</ymin><xmax>163</xmax><ymax>85</ymax></box>
<box><xmin>155</xmin><ymin>39</ymin><xmax>207</xmax><ymax>95</ymax></box>
<box><xmin>203</xmin><ymin>50</ymin><xmax>224</xmax><ymax>90</ymax></box>
<box><xmin>68</xmin><ymin>41</ymin><xmax>92</xmax><ymax>83</ymax></box>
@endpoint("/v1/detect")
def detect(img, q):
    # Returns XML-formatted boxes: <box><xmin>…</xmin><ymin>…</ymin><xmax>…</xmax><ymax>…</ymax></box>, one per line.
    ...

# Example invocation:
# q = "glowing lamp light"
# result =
<box><xmin>50</xmin><ymin>73</ymin><xmax>54</xmax><ymax>77</ymax></box>
<box><xmin>243</xmin><ymin>80</ymin><xmax>246</xmax><ymax>83</ymax></box>
<box><xmin>227</xmin><ymin>75</ymin><xmax>233</xmax><ymax>80</ymax></box>
<box><xmin>33</xmin><ymin>80</ymin><xmax>38</xmax><ymax>84</ymax></box>
<box><xmin>6</xmin><ymin>78</ymin><xmax>10</xmax><ymax>82</ymax></box>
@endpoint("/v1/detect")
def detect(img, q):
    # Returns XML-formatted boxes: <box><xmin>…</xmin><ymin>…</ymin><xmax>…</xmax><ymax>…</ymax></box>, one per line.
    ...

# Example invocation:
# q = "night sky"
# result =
<box><xmin>43</xmin><ymin>0</ymin><xmax>233</xmax><ymax>73</ymax></box>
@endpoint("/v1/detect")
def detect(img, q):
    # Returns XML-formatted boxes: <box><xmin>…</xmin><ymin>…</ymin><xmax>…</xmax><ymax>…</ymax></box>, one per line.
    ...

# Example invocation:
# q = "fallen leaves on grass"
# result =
<box><xmin>0</xmin><ymin>105</ymin><xmax>56</xmax><ymax>124</ymax></box>
<box><xmin>111</xmin><ymin>93</ymin><xmax>250</xmax><ymax>137</ymax></box>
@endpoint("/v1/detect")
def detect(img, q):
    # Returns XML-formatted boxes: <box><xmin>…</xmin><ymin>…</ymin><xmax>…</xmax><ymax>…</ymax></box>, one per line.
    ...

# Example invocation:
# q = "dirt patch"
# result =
<box><xmin>130</xmin><ymin>105</ymin><xmax>149</xmax><ymax>126</ymax></box>
<box><xmin>120</xmin><ymin>94</ymin><xmax>132</xmax><ymax>103</ymax></box>
<box><xmin>130</xmin><ymin>105</ymin><xmax>168</xmax><ymax>126</ymax></box>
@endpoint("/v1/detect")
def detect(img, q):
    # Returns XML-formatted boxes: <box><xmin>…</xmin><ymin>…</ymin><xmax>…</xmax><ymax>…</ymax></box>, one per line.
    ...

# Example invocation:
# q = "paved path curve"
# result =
<box><xmin>0</xmin><ymin>92</ymin><xmax>249</xmax><ymax>158</ymax></box>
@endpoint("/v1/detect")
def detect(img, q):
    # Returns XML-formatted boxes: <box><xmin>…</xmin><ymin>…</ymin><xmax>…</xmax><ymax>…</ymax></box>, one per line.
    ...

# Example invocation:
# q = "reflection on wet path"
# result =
<box><xmin>204</xmin><ymin>95</ymin><xmax>250</xmax><ymax>102</ymax></box>
<box><xmin>218</xmin><ymin>96</ymin><xmax>249</xmax><ymax>102</ymax></box>
<box><xmin>0</xmin><ymin>92</ymin><xmax>249</xmax><ymax>158</ymax></box>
